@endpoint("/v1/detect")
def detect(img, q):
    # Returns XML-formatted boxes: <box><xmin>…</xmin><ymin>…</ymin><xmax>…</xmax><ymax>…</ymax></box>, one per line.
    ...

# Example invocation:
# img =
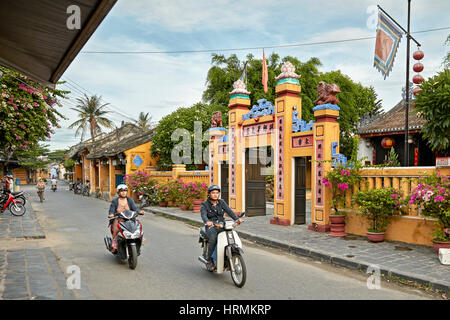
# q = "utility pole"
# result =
<box><xmin>377</xmin><ymin>2</ymin><xmax>421</xmax><ymax>167</ymax></box>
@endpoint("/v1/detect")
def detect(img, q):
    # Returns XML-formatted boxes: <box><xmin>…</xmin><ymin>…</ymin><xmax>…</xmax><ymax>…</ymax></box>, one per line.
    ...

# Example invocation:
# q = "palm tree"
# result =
<box><xmin>68</xmin><ymin>94</ymin><xmax>114</xmax><ymax>141</ymax></box>
<box><xmin>137</xmin><ymin>111</ymin><xmax>153</xmax><ymax>130</ymax></box>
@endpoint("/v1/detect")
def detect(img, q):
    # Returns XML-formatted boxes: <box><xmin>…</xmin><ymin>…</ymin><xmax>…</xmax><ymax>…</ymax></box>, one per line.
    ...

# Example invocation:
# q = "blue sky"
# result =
<box><xmin>49</xmin><ymin>0</ymin><xmax>450</xmax><ymax>150</ymax></box>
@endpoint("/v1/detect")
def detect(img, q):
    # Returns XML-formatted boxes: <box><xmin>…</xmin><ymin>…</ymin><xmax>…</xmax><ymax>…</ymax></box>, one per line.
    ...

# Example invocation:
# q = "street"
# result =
<box><xmin>7</xmin><ymin>182</ymin><xmax>434</xmax><ymax>300</ymax></box>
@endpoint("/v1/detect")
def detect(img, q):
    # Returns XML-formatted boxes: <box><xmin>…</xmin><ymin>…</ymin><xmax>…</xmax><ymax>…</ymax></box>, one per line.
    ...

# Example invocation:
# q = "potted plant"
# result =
<box><xmin>354</xmin><ymin>187</ymin><xmax>405</xmax><ymax>242</ymax></box>
<box><xmin>409</xmin><ymin>170</ymin><xmax>450</xmax><ymax>253</ymax></box>
<box><xmin>189</xmin><ymin>182</ymin><xmax>208</xmax><ymax>213</ymax></box>
<box><xmin>154</xmin><ymin>183</ymin><xmax>169</xmax><ymax>207</ymax></box>
<box><xmin>322</xmin><ymin>160</ymin><xmax>362</xmax><ymax>236</ymax></box>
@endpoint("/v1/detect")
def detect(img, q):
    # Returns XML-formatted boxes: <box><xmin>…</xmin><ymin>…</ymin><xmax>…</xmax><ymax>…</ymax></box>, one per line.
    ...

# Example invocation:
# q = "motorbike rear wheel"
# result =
<box><xmin>128</xmin><ymin>244</ymin><xmax>138</xmax><ymax>270</ymax></box>
<box><xmin>38</xmin><ymin>191</ymin><xmax>44</xmax><ymax>202</ymax></box>
<box><xmin>230</xmin><ymin>253</ymin><xmax>246</xmax><ymax>288</ymax></box>
<box><xmin>9</xmin><ymin>202</ymin><xmax>26</xmax><ymax>216</ymax></box>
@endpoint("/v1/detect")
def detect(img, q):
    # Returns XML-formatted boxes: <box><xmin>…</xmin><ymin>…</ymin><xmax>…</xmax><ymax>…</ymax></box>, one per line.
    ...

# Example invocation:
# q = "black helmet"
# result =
<box><xmin>207</xmin><ymin>185</ymin><xmax>221</xmax><ymax>194</ymax></box>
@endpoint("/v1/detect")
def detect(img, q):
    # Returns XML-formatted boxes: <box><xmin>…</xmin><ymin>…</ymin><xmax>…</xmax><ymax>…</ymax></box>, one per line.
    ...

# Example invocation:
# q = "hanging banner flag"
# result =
<box><xmin>373</xmin><ymin>10</ymin><xmax>403</xmax><ymax>79</ymax></box>
<box><xmin>262</xmin><ymin>49</ymin><xmax>268</xmax><ymax>93</ymax></box>
<box><xmin>239</xmin><ymin>61</ymin><xmax>248</xmax><ymax>86</ymax></box>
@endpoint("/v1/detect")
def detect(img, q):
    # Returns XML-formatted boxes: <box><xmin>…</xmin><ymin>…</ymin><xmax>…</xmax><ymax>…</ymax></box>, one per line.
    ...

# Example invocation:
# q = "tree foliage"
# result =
<box><xmin>15</xmin><ymin>143</ymin><xmax>51</xmax><ymax>170</ymax></box>
<box><xmin>413</xmin><ymin>68</ymin><xmax>450</xmax><ymax>152</ymax></box>
<box><xmin>151</xmin><ymin>102</ymin><xmax>227</xmax><ymax>170</ymax></box>
<box><xmin>202</xmin><ymin>53</ymin><xmax>382</xmax><ymax>158</ymax></box>
<box><xmin>68</xmin><ymin>94</ymin><xmax>114</xmax><ymax>142</ymax></box>
<box><xmin>0</xmin><ymin>66</ymin><xmax>68</xmax><ymax>166</ymax></box>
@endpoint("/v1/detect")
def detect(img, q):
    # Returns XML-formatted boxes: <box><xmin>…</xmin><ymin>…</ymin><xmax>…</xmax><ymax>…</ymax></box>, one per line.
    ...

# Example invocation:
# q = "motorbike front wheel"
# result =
<box><xmin>128</xmin><ymin>244</ymin><xmax>138</xmax><ymax>270</ymax></box>
<box><xmin>229</xmin><ymin>253</ymin><xmax>246</xmax><ymax>288</ymax></box>
<box><xmin>9</xmin><ymin>202</ymin><xmax>26</xmax><ymax>216</ymax></box>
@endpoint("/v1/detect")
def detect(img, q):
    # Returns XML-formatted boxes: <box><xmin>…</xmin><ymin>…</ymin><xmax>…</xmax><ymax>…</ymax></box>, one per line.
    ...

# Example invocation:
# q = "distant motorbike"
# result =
<box><xmin>74</xmin><ymin>183</ymin><xmax>82</xmax><ymax>194</ymax></box>
<box><xmin>69</xmin><ymin>182</ymin><xmax>75</xmax><ymax>191</ymax></box>
<box><xmin>104</xmin><ymin>210</ymin><xmax>144</xmax><ymax>270</ymax></box>
<box><xmin>51</xmin><ymin>184</ymin><xmax>57</xmax><ymax>192</ymax></box>
<box><xmin>198</xmin><ymin>212</ymin><xmax>246</xmax><ymax>288</ymax></box>
<box><xmin>0</xmin><ymin>191</ymin><xmax>26</xmax><ymax>216</ymax></box>
<box><xmin>81</xmin><ymin>184</ymin><xmax>91</xmax><ymax>197</ymax></box>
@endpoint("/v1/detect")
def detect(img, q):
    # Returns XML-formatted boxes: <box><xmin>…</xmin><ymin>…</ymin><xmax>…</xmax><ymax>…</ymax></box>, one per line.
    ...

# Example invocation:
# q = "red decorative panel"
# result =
<box><xmin>315</xmin><ymin>139</ymin><xmax>324</xmax><ymax>206</ymax></box>
<box><xmin>243</xmin><ymin>121</ymin><xmax>274</xmax><ymax>137</ymax></box>
<box><xmin>276</xmin><ymin>116</ymin><xmax>284</xmax><ymax>200</ymax></box>
<box><xmin>292</xmin><ymin>135</ymin><xmax>313</xmax><ymax>148</ymax></box>
<box><xmin>230</xmin><ymin>126</ymin><xmax>236</xmax><ymax>196</ymax></box>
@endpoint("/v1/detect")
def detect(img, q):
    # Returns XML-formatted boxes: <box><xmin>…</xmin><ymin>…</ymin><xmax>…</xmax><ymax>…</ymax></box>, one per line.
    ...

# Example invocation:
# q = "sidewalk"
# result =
<box><xmin>0</xmin><ymin>187</ymin><xmax>93</xmax><ymax>300</ymax></box>
<box><xmin>144</xmin><ymin>203</ymin><xmax>450</xmax><ymax>293</ymax></box>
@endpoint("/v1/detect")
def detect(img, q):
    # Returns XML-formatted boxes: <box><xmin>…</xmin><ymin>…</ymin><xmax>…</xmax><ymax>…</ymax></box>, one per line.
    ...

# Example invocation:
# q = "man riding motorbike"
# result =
<box><xmin>51</xmin><ymin>178</ymin><xmax>57</xmax><ymax>190</ymax></box>
<box><xmin>108</xmin><ymin>184</ymin><xmax>145</xmax><ymax>251</ymax></box>
<box><xmin>36</xmin><ymin>178</ymin><xmax>46</xmax><ymax>201</ymax></box>
<box><xmin>200</xmin><ymin>185</ymin><xmax>243</xmax><ymax>271</ymax></box>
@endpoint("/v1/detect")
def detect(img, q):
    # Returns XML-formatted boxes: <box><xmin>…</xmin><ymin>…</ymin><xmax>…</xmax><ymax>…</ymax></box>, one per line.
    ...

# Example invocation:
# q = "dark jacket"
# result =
<box><xmin>108</xmin><ymin>197</ymin><xmax>138</xmax><ymax>216</ymax></box>
<box><xmin>200</xmin><ymin>198</ymin><xmax>238</xmax><ymax>224</ymax></box>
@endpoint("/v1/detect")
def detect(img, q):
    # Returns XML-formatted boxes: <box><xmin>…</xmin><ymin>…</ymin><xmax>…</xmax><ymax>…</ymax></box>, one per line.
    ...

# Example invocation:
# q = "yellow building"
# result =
<box><xmin>69</xmin><ymin>123</ymin><xmax>156</xmax><ymax>200</ymax></box>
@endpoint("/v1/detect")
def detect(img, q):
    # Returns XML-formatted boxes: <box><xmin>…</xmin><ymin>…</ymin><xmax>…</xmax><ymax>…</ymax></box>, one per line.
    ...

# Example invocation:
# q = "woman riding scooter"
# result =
<box><xmin>108</xmin><ymin>184</ymin><xmax>145</xmax><ymax>251</ymax></box>
<box><xmin>200</xmin><ymin>185</ymin><xmax>243</xmax><ymax>271</ymax></box>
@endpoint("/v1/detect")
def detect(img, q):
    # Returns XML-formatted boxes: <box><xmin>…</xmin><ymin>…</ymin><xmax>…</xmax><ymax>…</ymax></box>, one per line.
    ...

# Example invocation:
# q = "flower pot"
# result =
<box><xmin>179</xmin><ymin>204</ymin><xmax>189</xmax><ymax>211</ymax></box>
<box><xmin>432</xmin><ymin>241</ymin><xmax>450</xmax><ymax>254</ymax></box>
<box><xmin>367</xmin><ymin>231</ymin><xmax>385</xmax><ymax>243</ymax></box>
<box><xmin>192</xmin><ymin>199</ymin><xmax>202</xmax><ymax>213</ymax></box>
<box><xmin>159</xmin><ymin>201</ymin><xmax>167</xmax><ymax>207</ymax></box>
<box><xmin>329</xmin><ymin>215</ymin><xmax>347</xmax><ymax>237</ymax></box>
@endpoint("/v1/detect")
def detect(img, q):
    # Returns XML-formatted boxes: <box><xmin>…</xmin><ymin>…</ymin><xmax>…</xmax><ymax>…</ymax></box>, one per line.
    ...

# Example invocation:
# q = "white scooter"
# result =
<box><xmin>198</xmin><ymin>212</ymin><xmax>246</xmax><ymax>288</ymax></box>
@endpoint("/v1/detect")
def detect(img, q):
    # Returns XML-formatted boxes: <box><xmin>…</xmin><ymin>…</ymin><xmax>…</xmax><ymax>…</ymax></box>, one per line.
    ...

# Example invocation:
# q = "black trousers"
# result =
<box><xmin>205</xmin><ymin>226</ymin><xmax>221</xmax><ymax>261</ymax></box>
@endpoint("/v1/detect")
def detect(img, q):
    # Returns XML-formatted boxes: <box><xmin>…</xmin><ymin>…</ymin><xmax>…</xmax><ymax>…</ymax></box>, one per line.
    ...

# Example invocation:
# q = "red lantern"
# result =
<box><xmin>413</xmin><ymin>87</ymin><xmax>422</xmax><ymax>96</ymax></box>
<box><xmin>413</xmin><ymin>74</ymin><xmax>423</xmax><ymax>84</ymax></box>
<box><xmin>413</xmin><ymin>62</ymin><xmax>424</xmax><ymax>72</ymax></box>
<box><xmin>413</xmin><ymin>50</ymin><xmax>424</xmax><ymax>60</ymax></box>
<box><xmin>381</xmin><ymin>137</ymin><xmax>395</xmax><ymax>149</ymax></box>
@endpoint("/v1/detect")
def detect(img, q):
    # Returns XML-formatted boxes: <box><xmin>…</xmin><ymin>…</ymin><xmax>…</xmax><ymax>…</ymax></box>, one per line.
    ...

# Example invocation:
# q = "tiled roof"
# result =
<box><xmin>357</xmin><ymin>100</ymin><xmax>426</xmax><ymax>135</ymax></box>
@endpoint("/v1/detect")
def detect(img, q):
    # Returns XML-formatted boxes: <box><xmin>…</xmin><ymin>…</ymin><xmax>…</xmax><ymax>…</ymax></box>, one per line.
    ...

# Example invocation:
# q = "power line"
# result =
<box><xmin>61</xmin><ymin>77</ymin><xmax>138</xmax><ymax>122</ymax></box>
<box><xmin>80</xmin><ymin>26</ymin><xmax>450</xmax><ymax>54</ymax></box>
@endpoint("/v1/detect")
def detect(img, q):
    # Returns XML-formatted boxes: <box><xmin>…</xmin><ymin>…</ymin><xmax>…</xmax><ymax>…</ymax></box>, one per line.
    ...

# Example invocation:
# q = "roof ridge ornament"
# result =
<box><xmin>229</xmin><ymin>79</ymin><xmax>250</xmax><ymax>96</ymax></box>
<box><xmin>275</xmin><ymin>61</ymin><xmax>300</xmax><ymax>81</ymax></box>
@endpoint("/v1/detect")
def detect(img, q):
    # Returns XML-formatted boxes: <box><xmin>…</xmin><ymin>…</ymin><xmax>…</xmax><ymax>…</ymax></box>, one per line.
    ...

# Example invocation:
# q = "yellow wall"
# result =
<box><xmin>124</xmin><ymin>142</ymin><xmax>154</xmax><ymax>175</ymax></box>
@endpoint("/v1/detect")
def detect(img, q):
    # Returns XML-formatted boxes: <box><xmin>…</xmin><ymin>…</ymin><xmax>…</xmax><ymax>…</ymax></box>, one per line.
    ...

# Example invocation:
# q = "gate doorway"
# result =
<box><xmin>245</xmin><ymin>148</ymin><xmax>267</xmax><ymax>217</ymax></box>
<box><xmin>294</xmin><ymin>157</ymin><xmax>307</xmax><ymax>224</ymax></box>
<box><xmin>220</xmin><ymin>163</ymin><xmax>229</xmax><ymax>204</ymax></box>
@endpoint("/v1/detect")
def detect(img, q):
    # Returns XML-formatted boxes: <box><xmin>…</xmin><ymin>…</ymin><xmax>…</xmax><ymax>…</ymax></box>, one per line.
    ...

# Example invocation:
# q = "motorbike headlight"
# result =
<box><xmin>122</xmin><ymin>230</ymin><xmax>133</xmax><ymax>238</ymax></box>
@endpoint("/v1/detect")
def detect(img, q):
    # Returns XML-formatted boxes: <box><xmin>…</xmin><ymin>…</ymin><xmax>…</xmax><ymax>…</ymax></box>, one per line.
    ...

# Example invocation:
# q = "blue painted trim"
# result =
<box><xmin>312</xmin><ymin>103</ymin><xmax>340</xmax><ymax>111</ymax></box>
<box><xmin>209</xmin><ymin>127</ymin><xmax>227</xmax><ymax>132</ymax></box>
<box><xmin>276</xmin><ymin>78</ymin><xmax>300</xmax><ymax>86</ymax></box>
<box><xmin>230</xmin><ymin>94</ymin><xmax>250</xmax><ymax>100</ymax></box>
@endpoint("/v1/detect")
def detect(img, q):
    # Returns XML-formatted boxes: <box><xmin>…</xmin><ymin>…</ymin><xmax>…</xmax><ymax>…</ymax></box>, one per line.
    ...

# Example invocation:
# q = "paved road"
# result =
<box><xmin>25</xmin><ymin>183</ymin><xmax>435</xmax><ymax>300</ymax></box>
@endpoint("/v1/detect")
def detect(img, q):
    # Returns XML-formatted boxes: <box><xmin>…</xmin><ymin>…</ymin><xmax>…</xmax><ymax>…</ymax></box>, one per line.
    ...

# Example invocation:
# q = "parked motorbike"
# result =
<box><xmin>104</xmin><ymin>210</ymin><xmax>144</xmax><ymax>270</ymax></box>
<box><xmin>0</xmin><ymin>191</ymin><xmax>26</xmax><ymax>216</ymax></box>
<box><xmin>74</xmin><ymin>183</ymin><xmax>82</xmax><ymax>194</ymax></box>
<box><xmin>82</xmin><ymin>184</ymin><xmax>90</xmax><ymax>196</ymax></box>
<box><xmin>198</xmin><ymin>212</ymin><xmax>246</xmax><ymax>288</ymax></box>
<box><xmin>138</xmin><ymin>186</ymin><xmax>157</xmax><ymax>209</ymax></box>
<box><xmin>69</xmin><ymin>182</ymin><xmax>75</xmax><ymax>191</ymax></box>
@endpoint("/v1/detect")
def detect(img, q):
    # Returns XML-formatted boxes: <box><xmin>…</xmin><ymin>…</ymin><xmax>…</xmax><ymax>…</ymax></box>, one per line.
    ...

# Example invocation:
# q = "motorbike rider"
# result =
<box><xmin>51</xmin><ymin>177</ymin><xmax>57</xmax><ymax>189</ymax></box>
<box><xmin>108</xmin><ymin>184</ymin><xmax>145</xmax><ymax>251</ymax></box>
<box><xmin>36</xmin><ymin>177</ymin><xmax>46</xmax><ymax>200</ymax></box>
<box><xmin>200</xmin><ymin>185</ymin><xmax>243</xmax><ymax>271</ymax></box>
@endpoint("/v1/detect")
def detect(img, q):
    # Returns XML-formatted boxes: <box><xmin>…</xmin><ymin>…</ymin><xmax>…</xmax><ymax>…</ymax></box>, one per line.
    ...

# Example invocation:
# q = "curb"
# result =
<box><xmin>146</xmin><ymin>206</ymin><xmax>450</xmax><ymax>293</ymax></box>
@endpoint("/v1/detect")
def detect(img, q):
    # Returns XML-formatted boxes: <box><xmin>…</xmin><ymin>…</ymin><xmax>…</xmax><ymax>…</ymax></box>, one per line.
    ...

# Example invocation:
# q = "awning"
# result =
<box><xmin>0</xmin><ymin>0</ymin><xmax>117</xmax><ymax>86</ymax></box>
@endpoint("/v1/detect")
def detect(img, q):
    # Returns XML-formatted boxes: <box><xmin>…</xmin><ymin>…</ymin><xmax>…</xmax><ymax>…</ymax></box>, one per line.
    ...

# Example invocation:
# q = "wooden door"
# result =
<box><xmin>220</xmin><ymin>163</ymin><xmax>229</xmax><ymax>204</ymax></box>
<box><xmin>294</xmin><ymin>157</ymin><xmax>306</xmax><ymax>224</ymax></box>
<box><xmin>245</xmin><ymin>148</ymin><xmax>266</xmax><ymax>216</ymax></box>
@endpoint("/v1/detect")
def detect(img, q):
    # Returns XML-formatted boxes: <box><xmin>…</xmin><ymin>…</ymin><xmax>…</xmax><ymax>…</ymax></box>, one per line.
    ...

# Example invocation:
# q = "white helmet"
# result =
<box><xmin>117</xmin><ymin>184</ymin><xmax>128</xmax><ymax>192</ymax></box>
